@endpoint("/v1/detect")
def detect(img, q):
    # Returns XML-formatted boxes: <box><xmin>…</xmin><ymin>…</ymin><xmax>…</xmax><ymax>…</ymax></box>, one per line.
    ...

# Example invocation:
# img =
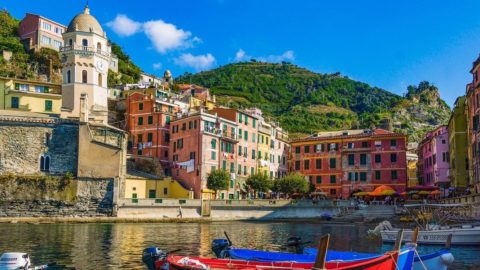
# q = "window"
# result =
<box><xmin>45</xmin><ymin>100</ymin><xmax>52</xmax><ymax>112</ymax></box>
<box><xmin>390</xmin><ymin>153</ymin><xmax>397</xmax><ymax>163</ymax></box>
<box><xmin>82</xmin><ymin>70</ymin><xmax>87</xmax><ymax>83</ymax></box>
<box><xmin>360</xmin><ymin>154</ymin><xmax>367</xmax><ymax>166</ymax></box>
<box><xmin>244</xmin><ymin>130</ymin><xmax>248</xmax><ymax>141</ymax></box>
<box><xmin>330</xmin><ymin>175</ymin><xmax>336</xmax><ymax>183</ymax></box>
<box><xmin>68</xmin><ymin>39</ymin><xmax>73</xmax><ymax>46</ymax></box>
<box><xmin>11</xmin><ymin>97</ymin><xmax>19</xmax><ymax>109</ymax></box>
<box><xmin>360</xmin><ymin>172</ymin><xmax>367</xmax><ymax>181</ymax></box>
<box><xmin>211</xmin><ymin>139</ymin><xmax>217</xmax><ymax>149</ymax></box>
<box><xmin>98</xmin><ymin>73</ymin><xmax>102</xmax><ymax>87</ymax></box>
<box><xmin>41</xmin><ymin>35</ymin><xmax>51</xmax><ymax>45</ymax></box>
<box><xmin>304</xmin><ymin>146</ymin><xmax>310</xmax><ymax>153</ymax></box>
<box><xmin>361</xmin><ymin>141</ymin><xmax>369</xmax><ymax>148</ymax></box>
<box><xmin>148</xmin><ymin>116</ymin><xmax>153</xmax><ymax>125</ymax></box>
<box><xmin>166</xmin><ymin>116</ymin><xmax>171</xmax><ymax>124</ymax></box>
<box><xmin>253</xmin><ymin>119</ymin><xmax>256</xmax><ymax>128</ymax></box>
<box><xmin>316</xmin><ymin>176</ymin><xmax>322</xmax><ymax>184</ymax></box>
<box><xmin>182</xmin><ymin>123</ymin><xmax>186</xmax><ymax>131</ymax></box>
<box><xmin>390</xmin><ymin>139</ymin><xmax>397</xmax><ymax>147</ymax></box>
<box><xmin>348</xmin><ymin>172</ymin><xmax>353</xmax><ymax>181</ymax></box>
<box><xmin>348</xmin><ymin>154</ymin><xmax>354</xmax><ymax>166</ymax></box>
<box><xmin>149</xmin><ymin>190</ymin><xmax>156</xmax><ymax>199</ymax></box>
<box><xmin>329</xmin><ymin>158</ymin><xmax>336</xmax><ymax>169</ymax></box>
<box><xmin>211</xmin><ymin>151</ymin><xmax>217</xmax><ymax>160</ymax></box>
<box><xmin>245</xmin><ymin>115</ymin><xmax>248</xmax><ymax>125</ymax></box>
<box><xmin>82</xmin><ymin>39</ymin><xmax>88</xmax><ymax>47</ymax></box>
<box><xmin>42</xmin><ymin>22</ymin><xmax>52</xmax><ymax>31</ymax></box>
<box><xmin>137</xmin><ymin>134</ymin><xmax>143</xmax><ymax>143</ymax></box>
<box><xmin>230</xmin><ymin>162</ymin><xmax>234</xmax><ymax>173</ymax></box>
<box><xmin>375</xmin><ymin>171</ymin><xmax>381</xmax><ymax>180</ymax></box>
<box><xmin>238</xmin><ymin>113</ymin><xmax>242</xmax><ymax>122</ymax></box>
<box><xmin>295</xmin><ymin>160</ymin><xmax>300</xmax><ymax>170</ymax></box>
<box><xmin>315</xmin><ymin>159</ymin><xmax>322</xmax><ymax>169</ymax></box>
<box><xmin>375</xmin><ymin>154</ymin><xmax>381</xmax><ymax>163</ymax></box>
<box><xmin>238</xmin><ymin>128</ymin><xmax>242</xmax><ymax>139</ymax></box>
<box><xmin>67</xmin><ymin>70</ymin><xmax>71</xmax><ymax>83</ymax></box>
<box><xmin>252</xmin><ymin>150</ymin><xmax>256</xmax><ymax>159</ymax></box>
<box><xmin>347</xmin><ymin>142</ymin><xmax>354</xmax><ymax>149</ymax></box>
<box><xmin>244</xmin><ymin>166</ymin><xmax>247</xmax><ymax>175</ymax></box>
<box><xmin>147</xmin><ymin>133</ymin><xmax>153</xmax><ymax>142</ymax></box>
<box><xmin>251</xmin><ymin>167</ymin><xmax>254</xmax><ymax>175</ymax></box>
<box><xmin>238</xmin><ymin>164</ymin><xmax>242</xmax><ymax>175</ymax></box>
<box><xmin>163</xmin><ymin>188</ymin><xmax>168</xmax><ymax>195</ymax></box>
<box><xmin>45</xmin><ymin>133</ymin><xmax>50</xmax><ymax>146</ymax></box>
<box><xmin>137</xmin><ymin>117</ymin><xmax>143</xmax><ymax>125</ymax></box>
<box><xmin>177</xmin><ymin>139</ymin><xmax>183</xmax><ymax>149</ymax></box>
<box><xmin>304</xmin><ymin>160</ymin><xmax>310</xmax><ymax>170</ymax></box>
<box><xmin>331</xmin><ymin>189</ymin><xmax>336</xmax><ymax>195</ymax></box>
<box><xmin>39</xmin><ymin>155</ymin><xmax>50</xmax><ymax>172</ymax></box>
<box><xmin>97</xmin><ymin>42</ymin><xmax>102</xmax><ymax>53</ymax></box>
<box><xmin>391</xmin><ymin>170</ymin><xmax>398</xmax><ymax>180</ymax></box>
<box><xmin>189</xmin><ymin>151</ymin><xmax>196</xmax><ymax>160</ymax></box>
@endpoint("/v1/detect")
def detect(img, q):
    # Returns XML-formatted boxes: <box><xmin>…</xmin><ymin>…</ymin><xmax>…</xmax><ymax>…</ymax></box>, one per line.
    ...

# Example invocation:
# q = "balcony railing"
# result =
<box><xmin>60</xmin><ymin>45</ymin><xmax>113</xmax><ymax>58</ymax></box>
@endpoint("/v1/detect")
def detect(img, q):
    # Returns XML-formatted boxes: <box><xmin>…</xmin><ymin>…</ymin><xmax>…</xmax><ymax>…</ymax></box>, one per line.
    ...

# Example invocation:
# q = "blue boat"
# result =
<box><xmin>212</xmin><ymin>236</ymin><xmax>452</xmax><ymax>270</ymax></box>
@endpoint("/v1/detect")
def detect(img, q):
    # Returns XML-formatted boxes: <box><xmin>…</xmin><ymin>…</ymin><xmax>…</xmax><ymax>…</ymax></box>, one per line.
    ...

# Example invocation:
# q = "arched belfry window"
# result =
<box><xmin>97</xmin><ymin>42</ymin><xmax>102</xmax><ymax>53</ymax></box>
<box><xmin>67</xmin><ymin>70</ymin><xmax>71</xmax><ymax>83</ymax></box>
<box><xmin>68</xmin><ymin>39</ymin><xmax>73</xmax><ymax>46</ymax></box>
<box><xmin>82</xmin><ymin>70</ymin><xmax>87</xmax><ymax>83</ymax></box>
<box><xmin>82</xmin><ymin>39</ymin><xmax>88</xmax><ymax>50</ymax></box>
<box><xmin>98</xmin><ymin>73</ymin><xmax>102</xmax><ymax>87</ymax></box>
<box><xmin>40</xmin><ymin>155</ymin><xmax>50</xmax><ymax>172</ymax></box>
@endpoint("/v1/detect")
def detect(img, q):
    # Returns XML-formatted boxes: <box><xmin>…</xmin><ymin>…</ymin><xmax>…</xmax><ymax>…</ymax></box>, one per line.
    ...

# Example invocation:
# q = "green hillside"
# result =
<box><xmin>176</xmin><ymin>61</ymin><xmax>451</xmax><ymax>141</ymax></box>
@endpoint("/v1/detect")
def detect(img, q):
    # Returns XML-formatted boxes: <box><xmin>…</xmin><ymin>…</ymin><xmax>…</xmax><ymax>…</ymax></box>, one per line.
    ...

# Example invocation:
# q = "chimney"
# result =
<box><xmin>80</xmin><ymin>93</ymin><xmax>89</xmax><ymax>122</ymax></box>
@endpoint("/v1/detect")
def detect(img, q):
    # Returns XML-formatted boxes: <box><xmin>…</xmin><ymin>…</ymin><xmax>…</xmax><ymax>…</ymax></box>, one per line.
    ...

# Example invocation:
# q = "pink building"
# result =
<box><xmin>417</xmin><ymin>126</ymin><xmax>450</xmax><ymax>188</ymax></box>
<box><xmin>18</xmin><ymin>13</ymin><xmax>66</xmax><ymax>51</ymax></box>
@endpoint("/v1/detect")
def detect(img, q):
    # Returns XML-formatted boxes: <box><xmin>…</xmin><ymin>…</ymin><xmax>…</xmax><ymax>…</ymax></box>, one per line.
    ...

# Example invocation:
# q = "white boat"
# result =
<box><xmin>0</xmin><ymin>253</ymin><xmax>51</xmax><ymax>270</ymax></box>
<box><xmin>370</xmin><ymin>203</ymin><xmax>480</xmax><ymax>245</ymax></box>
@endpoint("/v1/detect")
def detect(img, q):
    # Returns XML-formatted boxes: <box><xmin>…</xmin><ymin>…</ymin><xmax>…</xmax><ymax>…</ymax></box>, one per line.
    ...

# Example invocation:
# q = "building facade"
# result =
<box><xmin>417</xmin><ymin>126</ymin><xmax>450</xmax><ymax>188</ymax></box>
<box><xmin>291</xmin><ymin>129</ymin><xmax>407</xmax><ymax>198</ymax></box>
<box><xmin>448</xmin><ymin>96</ymin><xmax>468</xmax><ymax>191</ymax></box>
<box><xmin>269</xmin><ymin>124</ymin><xmax>289</xmax><ymax>179</ymax></box>
<box><xmin>18</xmin><ymin>13</ymin><xmax>66</xmax><ymax>51</ymax></box>
<box><xmin>169</xmin><ymin>110</ymin><xmax>239</xmax><ymax>199</ymax></box>
<box><xmin>0</xmin><ymin>77</ymin><xmax>62</xmax><ymax>115</ymax></box>
<box><xmin>467</xmin><ymin>56</ymin><xmax>480</xmax><ymax>193</ymax></box>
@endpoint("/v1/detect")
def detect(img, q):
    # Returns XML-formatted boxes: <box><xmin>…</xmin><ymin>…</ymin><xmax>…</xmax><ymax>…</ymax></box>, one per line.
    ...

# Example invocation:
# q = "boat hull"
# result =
<box><xmin>380</xmin><ymin>227</ymin><xmax>480</xmax><ymax>245</ymax></box>
<box><xmin>413</xmin><ymin>249</ymin><xmax>454</xmax><ymax>270</ymax></box>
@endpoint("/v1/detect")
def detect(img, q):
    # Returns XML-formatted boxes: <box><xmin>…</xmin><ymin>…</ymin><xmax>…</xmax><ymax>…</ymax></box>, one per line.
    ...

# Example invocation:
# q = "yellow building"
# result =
<box><xmin>124</xmin><ymin>173</ymin><xmax>194</xmax><ymax>200</ymax></box>
<box><xmin>0</xmin><ymin>77</ymin><xmax>62</xmax><ymax>115</ymax></box>
<box><xmin>257</xmin><ymin>121</ymin><xmax>272</xmax><ymax>177</ymax></box>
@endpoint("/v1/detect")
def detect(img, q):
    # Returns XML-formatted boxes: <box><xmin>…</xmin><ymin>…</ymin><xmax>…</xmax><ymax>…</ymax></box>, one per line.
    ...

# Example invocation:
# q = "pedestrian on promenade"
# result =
<box><xmin>177</xmin><ymin>205</ymin><xmax>183</xmax><ymax>218</ymax></box>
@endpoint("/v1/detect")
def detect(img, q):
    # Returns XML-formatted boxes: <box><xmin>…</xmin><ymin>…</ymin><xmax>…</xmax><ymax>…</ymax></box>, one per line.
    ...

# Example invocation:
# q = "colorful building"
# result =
<box><xmin>0</xmin><ymin>77</ymin><xmax>62</xmax><ymax>115</ymax></box>
<box><xmin>124</xmin><ymin>173</ymin><xmax>193</xmax><ymax>199</ymax></box>
<box><xmin>125</xmin><ymin>92</ymin><xmax>179</xmax><ymax>173</ymax></box>
<box><xmin>448</xmin><ymin>96</ymin><xmax>468</xmax><ymax>191</ymax></box>
<box><xmin>257</xmin><ymin>121</ymin><xmax>272</xmax><ymax>177</ymax></box>
<box><xmin>269</xmin><ymin>124</ymin><xmax>289</xmax><ymax>179</ymax></box>
<box><xmin>467</xmin><ymin>55</ymin><xmax>480</xmax><ymax>194</ymax></box>
<box><xmin>169</xmin><ymin>110</ymin><xmax>239</xmax><ymax>199</ymax></box>
<box><xmin>210</xmin><ymin>108</ymin><xmax>260</xmax><ymax>186</ymax></box>
<box><xmin>407</xmin><ymin>152</ymin><xmax>419</xmax><ymax>187</ymax></box>
<box><xmin>291</xmin><ymin>129</ymin><xmax>407</xmax><ymax>198</ymax></box>
<box><xmin>417</xmin><ymin>126</ymin><xmax>450</xmax><ymax>189</ymax></box>
<box><xmin>18</xmin><ymin>13</ymin><xmax>66</xmax><ymax>51</ymax></box>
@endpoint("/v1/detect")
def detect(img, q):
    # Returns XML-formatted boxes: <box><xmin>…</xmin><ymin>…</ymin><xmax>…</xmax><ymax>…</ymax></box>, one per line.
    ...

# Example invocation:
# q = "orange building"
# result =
<box><xmin>125</xmin><ymin>92</ymin><xmax>179</xmax><ymax>173</ymax></box>
<box><xmin>291</xmin><ymin>129</ymin><xmax>407</xmax><ymax>198</ymax></box>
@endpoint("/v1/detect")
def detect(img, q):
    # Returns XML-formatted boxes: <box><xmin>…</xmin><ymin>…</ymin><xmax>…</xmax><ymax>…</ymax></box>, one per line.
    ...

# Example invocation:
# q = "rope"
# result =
<box><xmin>414</xmin><ymin>249</ymin><xmax>428</xmax><ymax>270</ymax></box>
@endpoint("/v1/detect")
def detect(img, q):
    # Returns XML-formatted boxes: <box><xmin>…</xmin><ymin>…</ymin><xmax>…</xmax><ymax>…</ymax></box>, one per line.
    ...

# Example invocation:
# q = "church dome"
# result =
<box><xmin>66</xmin><ymin>6</ymin><xmax>104</xmax><ymax>36</ymax></box>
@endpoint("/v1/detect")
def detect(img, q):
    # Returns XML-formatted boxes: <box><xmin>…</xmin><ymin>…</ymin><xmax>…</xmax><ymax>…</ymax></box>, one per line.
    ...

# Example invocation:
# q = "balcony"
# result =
<box><xmin>342</xmin><ymin>146</ymin><xmax>370</xmax><ymax>152</ymax></box>
<box><xmin>258</xmin><ymin>126</ymin><xmax>271</xmax><ymax>134</ymax></box>
<box><xmin>60</xmin><ymin>45</ymin><xmax>113</xmax><ymax>58</ymax></box>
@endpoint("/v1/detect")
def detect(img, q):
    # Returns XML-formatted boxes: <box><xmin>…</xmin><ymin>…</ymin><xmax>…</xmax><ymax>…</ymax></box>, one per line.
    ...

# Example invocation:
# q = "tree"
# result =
<box><xmin>207</xmin><ymin>169</ymin><xmax>230</xmax><ymax>198</ymax></box>
<box><xmin>276</xmin><ymin>173</ymin><xmax>309</xmax><ymax>195</ymax></box>
<box><xmin>246</xmin><ymin>173</ymin><xmax>273</xmax><ymax>196</ymax></box>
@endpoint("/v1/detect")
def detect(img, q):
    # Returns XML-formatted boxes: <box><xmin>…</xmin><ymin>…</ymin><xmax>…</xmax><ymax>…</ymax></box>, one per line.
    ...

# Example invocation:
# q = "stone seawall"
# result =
<box><xmin>0</xmin><ymin>176</ymin><xmax>114</xmax><ymax>217</ymax></box>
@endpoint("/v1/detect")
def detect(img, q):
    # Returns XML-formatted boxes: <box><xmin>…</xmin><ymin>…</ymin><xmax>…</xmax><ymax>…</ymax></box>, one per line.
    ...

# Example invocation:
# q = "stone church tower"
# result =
<box><xmin>60</xmin><ymin>5</ymin><xmax>113</xmax><ymax>124</ymax></box>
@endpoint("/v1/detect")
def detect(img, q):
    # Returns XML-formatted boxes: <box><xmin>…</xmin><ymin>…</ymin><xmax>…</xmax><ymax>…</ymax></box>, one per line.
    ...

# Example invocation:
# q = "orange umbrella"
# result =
<box><xmin>430</xmin><ymin>190</ymin><xmax>441</xmax><ymax>195</ymax></box>
<box><xmin>369</xmin><ymin>185</ymin><xmax>395</xmax><ymax>196</ymax></box>
<box><xmin>400</xmin><ymin>192</ymin><xmax>408</xmax><ymax>196</ymax></box>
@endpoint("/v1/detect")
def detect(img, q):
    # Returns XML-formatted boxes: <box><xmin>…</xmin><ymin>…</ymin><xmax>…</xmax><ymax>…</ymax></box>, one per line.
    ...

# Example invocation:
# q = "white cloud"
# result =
<box><xmin>106</xmin><ymin>14</ymin><xmax>142</xmax><ymax>37</ymax></box>
<box><xmin>174</xmin><ymin>53</ymin><xmax>216</xmax><ymax>71</ymax></box>
<box><xmin>234</xmin><ymin>49</ymin><xmax>295</xmax><ymax>63</ymax></box>
<box><xmin>153</xmin><ymin>62</ymin><xmax>162</xmax><ymax>70</ymax></box>
<box><xmin>144</xmin><ymin>20</ymin><xmax>193</xmax><ymax>54</ymax></box>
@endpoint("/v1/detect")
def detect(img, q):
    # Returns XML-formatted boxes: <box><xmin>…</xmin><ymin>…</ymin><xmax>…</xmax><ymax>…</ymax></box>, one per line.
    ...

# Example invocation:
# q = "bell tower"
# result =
<box><xmin>60</xmin><ymin>5</ymin><xmax>112</xmax><ymax>124</ymax></box>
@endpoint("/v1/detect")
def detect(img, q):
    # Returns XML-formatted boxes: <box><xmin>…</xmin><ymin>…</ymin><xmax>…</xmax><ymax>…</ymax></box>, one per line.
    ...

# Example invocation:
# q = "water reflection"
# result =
<box><xmin>0</xmin><ymin>222</ymin><xmax>477</xmax><ymax>269</ymax></box>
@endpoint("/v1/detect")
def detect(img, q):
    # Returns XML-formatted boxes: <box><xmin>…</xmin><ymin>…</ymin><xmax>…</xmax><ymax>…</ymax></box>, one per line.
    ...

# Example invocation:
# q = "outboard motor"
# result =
<box><xmin>142</xmin><ymin>247</ymin><xmax>165</xmax><ymax>270</ymax></box>
<box><xmin>286</xmin><ymin>237</ymin><xmax>309</xmax><ymax>254</ymax></box>
<box><xmin>211</xmin><ymin>239</ymin><xmax>230</xmax><ymax>258</ymax></box>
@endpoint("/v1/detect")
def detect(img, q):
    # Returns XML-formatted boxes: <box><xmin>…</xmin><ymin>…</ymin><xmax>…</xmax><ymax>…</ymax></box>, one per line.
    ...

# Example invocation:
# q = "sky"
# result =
<box><xmin>6</xmin><ymin>0</ymin><xmax>480</xmax><ymax>107</ymax></box>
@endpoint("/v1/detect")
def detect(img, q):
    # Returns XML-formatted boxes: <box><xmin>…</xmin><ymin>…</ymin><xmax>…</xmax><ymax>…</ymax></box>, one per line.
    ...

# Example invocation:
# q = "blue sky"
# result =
<box><xmin>6</xmin><ymin>0</ymin><xmax>480</xmax><ymax>106</ymax></box>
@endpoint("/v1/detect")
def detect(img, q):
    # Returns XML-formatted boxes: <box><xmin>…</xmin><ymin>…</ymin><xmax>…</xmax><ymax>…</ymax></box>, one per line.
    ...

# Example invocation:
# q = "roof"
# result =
<box><xmin>66</xmin><ymin>6</ymin><xmax>104</xmax><ymax>36</ymax></box>
<box><xmin>292</xmin><ymin>128</ymin><xmax>404</xmax><ymax>143</ymax></box>
<box><xmin>0</xmin><ymin>76</ymin><xmax>61</xmax><ymax>87</ymax></box>
<box><xmin>24</xmin><ymin>13</ymin><xmax>67</xmax><ymax>28</ymax></box>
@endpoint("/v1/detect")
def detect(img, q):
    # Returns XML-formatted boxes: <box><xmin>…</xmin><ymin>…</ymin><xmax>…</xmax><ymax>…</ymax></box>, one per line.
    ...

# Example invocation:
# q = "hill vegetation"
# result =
<box><xmin>176</xmin><ymin>61</ymin><xmax>451</xmax><ymax>141</ymax></box>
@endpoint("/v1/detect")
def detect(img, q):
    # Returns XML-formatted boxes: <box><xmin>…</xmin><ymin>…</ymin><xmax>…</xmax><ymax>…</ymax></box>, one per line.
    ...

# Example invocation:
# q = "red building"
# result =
<box><xmin>125</xmin><ymin>92</ymin><xmax>179</xmax><ymax>173</ymax></box>
<box><xmin>18</xmin><ymin>13</ymin><xmax>66</xmax><ymax>51</ymax></box>
<box><xmin>290</xmin><ymin>129</ymin><xmax>407</xmax><ymax>198</ymax></box>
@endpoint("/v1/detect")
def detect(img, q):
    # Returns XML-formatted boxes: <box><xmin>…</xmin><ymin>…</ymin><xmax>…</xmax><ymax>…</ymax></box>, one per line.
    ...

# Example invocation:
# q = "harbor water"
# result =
<box><xmin>0</xmin><ymin>221</ymin><xmax>478</xmax><ymax>269</ymax></box>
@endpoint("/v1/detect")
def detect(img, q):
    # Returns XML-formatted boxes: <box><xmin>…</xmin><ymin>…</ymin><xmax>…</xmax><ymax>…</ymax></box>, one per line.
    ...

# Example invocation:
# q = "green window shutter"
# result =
<box><xmin>330</xmin><ymin>175</ymin><xmax>336</xmax><ymax>183</ymax></box>
<box><xmin>14</xmin><ymin>83</ymin><xmax>19</xmax><ymax>90</ymax></box>
<box><xmin>222</xmin><ymin>160</ymin><xmax>227</xmax><ymax>170</ymax></box>
<box><xmin>316</xmin><ymin>176</ymin><xmax>322</xmax><ymax>184</ymax></box>
<box><xmin>230</xmin><ymin>162</ymin><xmax>234</xmax><ymax>173</ymax></box>
<box><xmin>45</xmin><ymin>100</ymin><xmax>52</xmax><ymax>111</ymax></box>
<box><xmin>360</xmin><ymin>172</ymin><xmax>367</xmax><ymax>181</ymax></box>
<box><xmin>253</xmin><ymin>119</ymin><xmax>256</xmax><ymax>128</ymax></box>
<box><xmin>244</xmin><ymin>131</ymin><xmax>248</xmax><ymax>141</ymax></box>
<box><xmin>166</xmin><ymin>116</ymin><xmax>171</xmax><ymax>124</ymax></box>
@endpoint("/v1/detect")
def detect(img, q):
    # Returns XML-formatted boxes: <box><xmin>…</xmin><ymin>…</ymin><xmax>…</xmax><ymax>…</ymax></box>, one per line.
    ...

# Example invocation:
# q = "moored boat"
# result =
<box><xmin>0</xmin><ymin>252</ymin><xmax>54</xmax><ymax>270</ymax></box>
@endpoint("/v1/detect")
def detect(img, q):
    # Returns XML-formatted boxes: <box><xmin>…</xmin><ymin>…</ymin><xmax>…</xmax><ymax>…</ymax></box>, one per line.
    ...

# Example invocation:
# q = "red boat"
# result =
<box><xmin>164</xmin><ymin>251</ymin><xmax>399</xmax><ymax>270</ymax></box>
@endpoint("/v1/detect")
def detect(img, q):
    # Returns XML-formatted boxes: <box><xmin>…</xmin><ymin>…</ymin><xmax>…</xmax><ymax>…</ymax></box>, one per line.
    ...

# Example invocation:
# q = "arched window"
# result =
<box><xmin>98</xmin><ymin>73</ymin><xmax>102</xmax><ymax>87</ymax></box>
<box><xmin>68</xmin><ymin>39</ymin><xmax>73</xmax><ymax>46</ymax></box>
<box><xmin>97</xmin><ymin>42</ymin><xmax>102</xmax><ymax>53</ymax></box>
<box><xmin>82</xmin><ymin>39</ymin><xmax>88</xmax><ymax>50</ymax></box>
<box><xmin>82</xmin><ymin>70</ymin><xmax>87</xmax><ymax>83</ymax></box>
<box><xmin>67</xmin><ymin>70</ymin><xmax>71</xmax><ymax>83</ymax></box>
<box><xmin>40</xmin><ymin>155</ymin><xmax>50</xmax><ymax>172</ymax></box>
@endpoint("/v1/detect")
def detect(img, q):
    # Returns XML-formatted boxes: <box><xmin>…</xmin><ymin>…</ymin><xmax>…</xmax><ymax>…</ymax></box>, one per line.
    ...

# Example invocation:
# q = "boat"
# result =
<box><xmin>211</xmin><ymin>229</ymin><xmax>452</xmax><ymax>270</ymax></box>
<box><xmin>143</xmin><ymin>233</ymin><xmax>410</xmax><ymax>270</ymax></box>
<box><xmin>369</xmin><ymin>204</ymin><xmax>480</xmax><ymax>245</ymax></box>
<box><xmin>0</xmin><ymin>252</ymin><xmax>54</xmax><ymax>270</ymax></box>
